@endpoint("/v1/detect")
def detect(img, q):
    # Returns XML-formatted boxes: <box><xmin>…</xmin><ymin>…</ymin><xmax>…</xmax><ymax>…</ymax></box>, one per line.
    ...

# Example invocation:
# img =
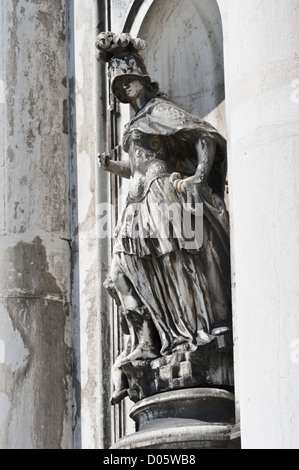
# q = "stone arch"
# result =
<box><xmin>110</xmin><ymin>0</ymin><xmax>230</xmax><ymax>441</ymax></box>
<box><xmin>122</xmin><ymin>0</ymin><xmax>226</xmax><ymax>136</ymax></box>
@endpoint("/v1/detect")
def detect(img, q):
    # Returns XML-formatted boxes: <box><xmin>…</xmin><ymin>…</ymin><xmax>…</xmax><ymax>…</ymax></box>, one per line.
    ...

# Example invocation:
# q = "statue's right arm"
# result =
<box><xmin>98</xmin><ymin>153</ymin><xmax>131</xmax><ymax>179</ymax></box>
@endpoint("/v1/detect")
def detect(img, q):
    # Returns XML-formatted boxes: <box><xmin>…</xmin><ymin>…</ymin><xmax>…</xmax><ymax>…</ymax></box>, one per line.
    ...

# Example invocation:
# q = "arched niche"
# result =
<box><xmin>124</xmin><ymin>0</ymin><xmax>226</xmax><ymax>137</ymax></box>
<box><xmin>110</xmin><ymin>0</ymin><xmax>229</xmax><ymax>441</ymax></box>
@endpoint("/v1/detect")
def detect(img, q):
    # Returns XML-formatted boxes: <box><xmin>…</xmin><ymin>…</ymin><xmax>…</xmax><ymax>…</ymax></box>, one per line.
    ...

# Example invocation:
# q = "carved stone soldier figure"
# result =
<box><xmin>96</xmin><ymin>33</ymin><xmax>232</xmax><ymax>404</ymax></box>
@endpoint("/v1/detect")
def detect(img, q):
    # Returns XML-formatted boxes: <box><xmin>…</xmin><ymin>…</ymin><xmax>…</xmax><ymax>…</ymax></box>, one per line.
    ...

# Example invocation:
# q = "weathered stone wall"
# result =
<box><xmin>0</xmin><ymin>0</ymin><xmax>72</xmax><ymax>448</ymax></box>
<box><xmin>72</xmin><ymin>0</ymin><xmax>112</xmax><ymax>449</ymax></box>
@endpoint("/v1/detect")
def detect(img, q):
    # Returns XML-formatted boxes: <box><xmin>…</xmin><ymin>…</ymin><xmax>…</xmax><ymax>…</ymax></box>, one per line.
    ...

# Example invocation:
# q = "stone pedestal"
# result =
<box><xmin>111</xmin><ymin>388</ymin><xmax>239</xmax><ymax>449</ymax></box>
<box><xmin>121</xmin><ymin>333</ymin><xmax>234</xmax><ymax>403</ymax></box>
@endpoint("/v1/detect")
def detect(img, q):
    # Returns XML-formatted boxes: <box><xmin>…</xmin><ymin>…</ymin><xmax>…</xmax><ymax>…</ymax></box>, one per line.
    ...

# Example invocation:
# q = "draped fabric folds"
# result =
<box><xmin>106</xmin><ymin>97</ymin><xmax>231</xmax><ymax>355</ymax></box>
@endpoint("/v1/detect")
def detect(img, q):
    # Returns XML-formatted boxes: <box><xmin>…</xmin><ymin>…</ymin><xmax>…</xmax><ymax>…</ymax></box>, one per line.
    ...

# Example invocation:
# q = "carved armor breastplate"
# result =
<box><xmin>127</xmin><ymin>159</ymin><xmax>174</xmax><ymax>203</ymax></box>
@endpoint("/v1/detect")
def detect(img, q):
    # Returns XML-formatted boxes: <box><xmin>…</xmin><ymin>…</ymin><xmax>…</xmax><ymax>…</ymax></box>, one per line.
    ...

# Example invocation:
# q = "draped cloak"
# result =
<box><xmin>108</xmin><ymin>97</ymin><xmax>232</xmax><ymax>355</ymax></box>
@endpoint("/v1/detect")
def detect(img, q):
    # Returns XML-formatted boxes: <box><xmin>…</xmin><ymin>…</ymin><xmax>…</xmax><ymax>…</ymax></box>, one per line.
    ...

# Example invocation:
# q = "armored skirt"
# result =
<box><xmin>107</xmin><ymin>98</ymin><xmax>232</xmax><ymax>356</ymax></box>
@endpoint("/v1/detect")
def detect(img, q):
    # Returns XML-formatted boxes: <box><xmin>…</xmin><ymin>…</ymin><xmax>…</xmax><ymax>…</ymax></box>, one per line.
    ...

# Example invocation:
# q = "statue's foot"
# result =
<box><xmin>172</xmin><ymin>342</ymin><xmax>192</xmax><ymax>353</ymax></box>
<box><xmin>124</xmin><ymin>344</ymin><xmax>160</xmax><ymax>362</ymax></box>
<box><xmin>172</xmin><ymin>341</ymin><xmax>198</xmax><ymax>353</ymax></box>
<box><xmin>110</xmin><ymin>388</ymin><xmax>128</xmax><ymax>405</ymax></box>
<box><xmin>212</xmin><ymin>326</ymin><xmax>231</xmax><ymax>336</ymax></box>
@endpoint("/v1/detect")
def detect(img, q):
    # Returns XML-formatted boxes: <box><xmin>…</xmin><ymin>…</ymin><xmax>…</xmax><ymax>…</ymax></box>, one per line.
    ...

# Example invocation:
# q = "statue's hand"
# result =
<box><xmin>171</xmin><ymin>173</ymin><xmax>203</xmax><ymax>194</ymax></box>
<box><xmin>170</xmin><ymin>172</ymin><xmax>189</xmax><ymax>194</ymax></box>
<box><xmin>98</xmin><ymin>152</ymin><xmax>110</xmax><ymax>171</ymax></box>
<box><xmin>170</xmin><ymin>172</ymin><xmax>182</xmax><ymax>189</ymax></box>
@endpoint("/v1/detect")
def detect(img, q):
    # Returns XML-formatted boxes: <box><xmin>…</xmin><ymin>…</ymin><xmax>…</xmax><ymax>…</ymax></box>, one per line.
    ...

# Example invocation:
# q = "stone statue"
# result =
<box><xmin>96</xmin><ymin>33</ymin><xmax>232</xmax><ymax>405</ymax></box>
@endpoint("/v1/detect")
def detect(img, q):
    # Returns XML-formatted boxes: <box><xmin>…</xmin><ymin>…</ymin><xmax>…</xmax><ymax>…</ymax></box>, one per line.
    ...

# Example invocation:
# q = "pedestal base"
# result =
<box><xmin>111</xmin><ymin>388</ymin><xmax>239</xmax><ymax>449</ymax></box>
<box><xmin>120</xmin><ymin>334</ymin><xmax>234</xmax><ymax>403</ymax></box>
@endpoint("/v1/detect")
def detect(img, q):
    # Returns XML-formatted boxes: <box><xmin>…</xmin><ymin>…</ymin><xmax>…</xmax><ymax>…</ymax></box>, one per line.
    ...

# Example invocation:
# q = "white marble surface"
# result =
<box><xmin>219</xmin><ymin>0</ymin><xmax>299</xmax><ymax>449</ymax></box>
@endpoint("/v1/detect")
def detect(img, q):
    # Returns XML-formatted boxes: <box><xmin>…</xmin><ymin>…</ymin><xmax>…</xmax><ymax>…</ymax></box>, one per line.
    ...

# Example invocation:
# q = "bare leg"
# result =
<box><xmin>110</xmin><ymin>350</ymin><xmax>129</xmax><ymax>405</ymax></box>
<box><xmin>108</xmin><ymin>258</ymin><xmax>160</xmax><ymax>360</ymax></box>
<box><xmin>109</xmin><ymin>257</ymin><xmax>141</xmax><ymax>311</ymax></box>
<box><xmin>121</xmin><ymin>307</ymin><xmax>160</xmax><ymax>362</ymax></box>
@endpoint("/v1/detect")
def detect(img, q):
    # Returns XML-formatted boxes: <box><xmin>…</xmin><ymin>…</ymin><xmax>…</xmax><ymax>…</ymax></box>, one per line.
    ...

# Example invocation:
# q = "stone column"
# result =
<box><xmin>218</xmin><ymin>0</ymin><xmax>299</xmax><ymax>449</ymax></box>
<box><xmin>0</xmin><ymin>0</ymin><xmax>72</xmax><ymax>448</ymax></box>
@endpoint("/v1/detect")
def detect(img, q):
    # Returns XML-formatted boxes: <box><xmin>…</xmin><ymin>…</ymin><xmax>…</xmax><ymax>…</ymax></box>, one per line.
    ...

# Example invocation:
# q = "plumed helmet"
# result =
<box><xmin>95</xmin><ymin>32</ymin><xmax>160</xmax><ymax>103</ymax></box>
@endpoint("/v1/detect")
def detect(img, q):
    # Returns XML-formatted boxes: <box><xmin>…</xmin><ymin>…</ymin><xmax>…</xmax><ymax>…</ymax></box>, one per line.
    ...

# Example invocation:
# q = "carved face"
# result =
<box><xmin>113</xmin><ymin>76</ymin><xmax>145</xmax><ymax>103</ymax></box>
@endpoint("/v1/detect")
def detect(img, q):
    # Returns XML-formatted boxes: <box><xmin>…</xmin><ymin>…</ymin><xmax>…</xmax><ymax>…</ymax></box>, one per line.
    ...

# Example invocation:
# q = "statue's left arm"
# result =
<box><xmin>173</xmin><ymin>136</ymin><xmax>216</xmax><ymax>194</ymax></box>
